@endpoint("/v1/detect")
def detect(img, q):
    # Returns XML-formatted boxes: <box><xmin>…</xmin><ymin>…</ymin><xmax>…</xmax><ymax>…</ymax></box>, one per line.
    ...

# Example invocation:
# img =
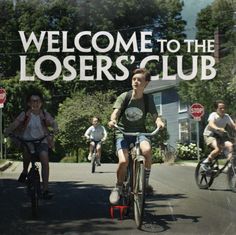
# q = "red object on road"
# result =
<box><xmin>190</xmin><ymin>103</ymin><xmax>204</xmax><ymax>121</ymax></box>
<box><xmin>110</xmin><ymin>205</ymin><xmax>129</xmax><ymax>220</ymax></box>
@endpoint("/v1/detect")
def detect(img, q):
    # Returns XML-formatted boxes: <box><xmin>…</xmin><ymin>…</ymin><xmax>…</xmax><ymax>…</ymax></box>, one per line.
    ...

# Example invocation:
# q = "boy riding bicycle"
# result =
<box><xmin>84</xmin><ymin>116</ymin><xmax>107</xmax><ymax>166</ymax></box>
<box><xmin>108</xmin><ymin>68</ymin><xmax>165</xmax><ymax>205</ymax></box>
<box><xmin>202</xmin><ymin>100</ymin><xmax>236</xmax><ymax>171</ymax></box>
<box><xmin>5</xmin><ymin>91</ymin><xmax>59</xmax><ymax>199</ymax></box>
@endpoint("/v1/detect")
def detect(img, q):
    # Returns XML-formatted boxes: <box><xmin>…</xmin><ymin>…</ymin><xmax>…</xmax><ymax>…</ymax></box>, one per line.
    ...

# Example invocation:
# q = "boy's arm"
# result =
<box><xmin>5</xmin><ymin>119</ymin><xmax>21</xmax><ymax>135</ymax></box>
<box><xmin>45</xmin><ymin>112</ymin><xmax>59</xmax><ymax>134</ymax></box>
<box><xmin>4</xmin><ymin>112</ymin><xmax>25</xmax><ymax>135</ymax></box>
<box><xmin>84</xmin><ymin>127</ymin><xmax>91</xmax><ymax>139</ymax></box>
<box><xmin>153</xmin><ymin>113</ymin><xmax>165</xmax><ymax>129</ymax></box>
<box><xmin>108</xmin><ymin>108</ymin><xmax>121</xmax><ymax>128</ymax></box>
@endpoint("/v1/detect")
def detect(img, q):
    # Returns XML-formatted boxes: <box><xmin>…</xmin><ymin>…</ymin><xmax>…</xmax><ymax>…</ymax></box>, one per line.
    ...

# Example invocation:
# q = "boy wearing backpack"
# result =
<box><xmin>5</xmin><ymin>91</ymin><xmax>58</xmax><ymax>199</ymax></box>
<box><xmin>108</xmin><ymin>68</ymin><xmax>165</xmax><ymax>205</ymax></box>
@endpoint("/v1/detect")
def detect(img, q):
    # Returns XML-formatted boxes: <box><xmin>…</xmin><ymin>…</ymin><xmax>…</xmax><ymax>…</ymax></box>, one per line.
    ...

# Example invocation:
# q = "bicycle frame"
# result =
<box><xmin>90</xmin><ymin>140</ymin><xmax>101</xmax><ymax>173</ymax></box>
<box><xmin>114</xmin><ymin>124</ymin><xmax>159</xmax><ymax>228</ymax></box>
<box><xmin>9</xmin><ymin>133</ymin><xmax>51</xmax><ymax>217</ymax></box>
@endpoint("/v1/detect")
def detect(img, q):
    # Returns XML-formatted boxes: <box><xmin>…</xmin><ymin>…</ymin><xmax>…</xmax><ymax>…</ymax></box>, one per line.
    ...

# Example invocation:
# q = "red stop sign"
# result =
<box><xmin>0</xmin><ymin>88</ymin><xmax>6</xmax><ymax>105</ymax></box>
<box><xmin>190</xmin><ymin>103</ymin><xmax>204</xmax><ymax>119</ymax></box>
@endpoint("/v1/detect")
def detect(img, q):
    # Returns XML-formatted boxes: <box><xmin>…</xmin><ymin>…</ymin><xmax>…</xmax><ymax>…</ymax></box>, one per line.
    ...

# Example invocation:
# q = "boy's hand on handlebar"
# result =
<box><xmin>108</xmin><ymin>120</ymin><xmax>117</xmax><ymax>128</ymax></box>
<box><xmin>156</xmin><ymin>119</ymin><xmax>165</xmax><ymax>129</ymax></box>
<box><xmin>217</xmin><ymin>128</ymin><xmax>226</xmax><ymax>133</ymax></box>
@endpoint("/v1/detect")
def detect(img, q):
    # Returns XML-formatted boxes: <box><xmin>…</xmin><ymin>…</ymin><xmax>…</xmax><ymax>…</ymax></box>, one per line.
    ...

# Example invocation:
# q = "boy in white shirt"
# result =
<box><xmin>84</xmin><ymin>116</ymin><xmax>107</xmax><ymax>166</ymax></box>
<box><xmin>202</xmin><ymin>100</ymin><xmax>236</xmax><ymax>171</ymax></box>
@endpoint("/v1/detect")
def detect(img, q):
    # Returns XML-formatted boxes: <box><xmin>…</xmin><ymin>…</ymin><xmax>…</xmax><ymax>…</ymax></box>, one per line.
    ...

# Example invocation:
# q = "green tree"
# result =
<box><xmin>178</xmin><ymin>0</ymin><xmax>236</xmax><ymax>114</ymax></box>
<box><xmin>56</xmin><ymin>90</ymin><xmax>116</xmax><ymax>162</ymax></box>
<box><xmin>1</xmin><ymin>0</ymin><xmax>188</xmax><ymax>123</ymax></box>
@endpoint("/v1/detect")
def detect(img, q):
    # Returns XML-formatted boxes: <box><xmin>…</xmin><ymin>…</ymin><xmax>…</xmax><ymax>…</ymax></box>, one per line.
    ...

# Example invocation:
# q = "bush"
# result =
<box><xmin>176</xmin><ymin>143</ymin><xmax>202</xmax><ymax>160</ymax></box>
<box><xmin>152</xmin><ymin>147</ymin><xmax>164</xmax><ymax>163</ymax></box>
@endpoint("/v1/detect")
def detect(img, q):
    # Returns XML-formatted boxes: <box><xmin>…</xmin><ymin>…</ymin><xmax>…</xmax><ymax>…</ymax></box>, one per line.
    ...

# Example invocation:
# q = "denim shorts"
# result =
<box><xmin>25</xmin><ymin>143</ymin><xmax>49</xmax><ymax>156</ymax></box>
<box><xmin>116</xmin><ymin>135</ymin><xmax>150</xmax><ymax>151</ymax></box>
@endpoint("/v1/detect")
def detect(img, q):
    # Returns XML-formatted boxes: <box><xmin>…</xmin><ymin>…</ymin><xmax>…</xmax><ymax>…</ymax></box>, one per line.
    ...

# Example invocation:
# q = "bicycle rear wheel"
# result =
<box><xmin>91</xmin><ymin>153</ymin><xmax>96</xmax><ymax>173</ymax></box>
<box><xmin>227</xmin><ymin>163</ymin><xmax>236</xmax><ymax>192</ymax></box>
<box><xmin>133</xmin><ymin>159</ymin><xmax>146</xmax><ymax>229</ymax></box>
<box><xmin>195</xmin><ymin>159</ymin><xmax>214</xmax><ymax>189</ymax></box>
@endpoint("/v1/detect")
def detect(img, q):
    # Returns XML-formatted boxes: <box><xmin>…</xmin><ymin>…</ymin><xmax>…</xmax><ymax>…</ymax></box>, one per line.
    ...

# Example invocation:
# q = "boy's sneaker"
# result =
<box><xmin>96</xmin><ymin>158</ymin><xmax>101</xmax><ymax>166</ymax></box>
<box><xmin>146</xmin><ymin>185</ymin><xmax>154</xmax><ymax>197</ymax></box>
<box><xmin>109</xmin><ymin>186</ymin><xmax>122</xmax><ymax>204</ymax></box>
<box><xmin>42</xmin><ymin>190</ymin><xmax>54</xmax><ymax>200</ymax></box>
<box><xmin>201</xmin><ymin>162</ymin><xmax>211</xmax><ymax>172</ymax></box>
<box><xmin>18</xmin><ymin>172</ymin><xmax>27</xmax><ymax>183</ymax></box>
<box><xmin>87</xmin><ymin>153</ymin><xmax>92</xmax><ymax>161</ymax></box>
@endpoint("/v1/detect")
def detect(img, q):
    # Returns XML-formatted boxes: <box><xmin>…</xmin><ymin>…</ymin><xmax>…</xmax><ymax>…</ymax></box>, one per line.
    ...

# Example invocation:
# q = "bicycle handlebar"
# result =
<box><xmin>114</xmin><ymin>124</ymin><xmax>160</xmax><ymax>137</ymax></box>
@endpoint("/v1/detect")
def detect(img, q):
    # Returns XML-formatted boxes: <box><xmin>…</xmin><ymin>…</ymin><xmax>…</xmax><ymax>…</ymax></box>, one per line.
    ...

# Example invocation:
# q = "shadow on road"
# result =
<box><xmin>0</xmin><ymin>178</ymin><xmax>135</xmax><ymax>235</ymax></box>
<box><xmin>141</xmin><ymin>212</ymin><xmax>201</xmax><ymax>233</ymax></box>
<box><xmin>140</xmin><ymin>193</ymin><xmax>201</xmax><ymax>233</ymax></box>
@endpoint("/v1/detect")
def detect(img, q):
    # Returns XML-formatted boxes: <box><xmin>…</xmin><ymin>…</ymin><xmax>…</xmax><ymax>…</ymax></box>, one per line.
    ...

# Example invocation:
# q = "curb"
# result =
<box><xmin>0</xmin><ymin>161</ymin><xmax>13</xmax><ymax>172</ymax></box>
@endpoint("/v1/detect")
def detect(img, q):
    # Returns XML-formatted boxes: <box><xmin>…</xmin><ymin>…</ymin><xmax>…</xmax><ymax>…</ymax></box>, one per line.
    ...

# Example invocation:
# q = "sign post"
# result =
<box><xmin>190</xmin><ymin>103</ymin><xmax>204</xmax><ymax>162</ymax></box>
<box><xmin>0</xmin><ymin>88</ymin><xmax>6</xmax><ymax>159</ymax></box>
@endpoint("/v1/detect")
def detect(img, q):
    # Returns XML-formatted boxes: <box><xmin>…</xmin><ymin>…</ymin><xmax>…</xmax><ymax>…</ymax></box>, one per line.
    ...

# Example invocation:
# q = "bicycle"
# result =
<box><xmin>160</xmin><ymin>142</ymin><xmax>176</xmax><ymax>163</ymax></box>
<box><xmin>195</xmin><ymin>137</ymin><xmax>236</xmax><ymax>192</ymax></box>
<box><xmin>114</xmin><ymin>124</ymin><xmax>160</xmax><ymax>228</ymax></box>
<box><xmin>9</xmin><ymin>133</ymin><xmax>52</xmax><ymax>217</ymax></box>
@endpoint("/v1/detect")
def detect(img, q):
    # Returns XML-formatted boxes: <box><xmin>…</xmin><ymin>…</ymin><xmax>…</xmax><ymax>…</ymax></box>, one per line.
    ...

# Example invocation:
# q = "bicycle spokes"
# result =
<box><xmin>133</xmin><ymin>162</ymin><xmax>145</xmax><ymax>229</ymax></box>
<box><xmin>195</xmin><ymin>161</ymin><xmax>214</xmax><ymax>189</ymax></box>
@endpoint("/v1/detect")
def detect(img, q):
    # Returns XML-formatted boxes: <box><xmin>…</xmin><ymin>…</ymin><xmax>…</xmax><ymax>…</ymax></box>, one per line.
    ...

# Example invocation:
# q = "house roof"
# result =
<box><xmin>145</xmin><ymin>79</ymin><xmax>179</xmax><ymax>93</ymax></box>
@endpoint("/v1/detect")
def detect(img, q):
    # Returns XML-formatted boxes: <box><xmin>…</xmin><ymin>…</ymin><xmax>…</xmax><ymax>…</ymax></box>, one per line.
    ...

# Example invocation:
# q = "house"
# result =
<box><xmin>145</xmin><ymin>79</ymin><xmax>198</xmax><ymax>148</ymax></box>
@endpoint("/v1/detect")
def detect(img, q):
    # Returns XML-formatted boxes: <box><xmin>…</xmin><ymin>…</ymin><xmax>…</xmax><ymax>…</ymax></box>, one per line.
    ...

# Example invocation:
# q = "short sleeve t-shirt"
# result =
<box><xmin>203</xmin><ymin>112</ymin><xmax>234</xmax><ymax>136</ymax></box>
<box><xmin>84</xmin><ymin>125</ymin><xmax>107</xmax><ymax>141</ymax></box>
<box><xmin>113</xmin><ymin>92</ymin><xmax>157</xmax><ymax>133</ymax></box>
<box><xmin>16</xmin><ymin>111</ymin><xmax>49</xmax><ymax>144</ymax></box>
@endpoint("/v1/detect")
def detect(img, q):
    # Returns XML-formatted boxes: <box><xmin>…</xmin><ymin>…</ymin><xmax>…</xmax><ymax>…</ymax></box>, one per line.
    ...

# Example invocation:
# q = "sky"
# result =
<box><xmin>181</xmin><ymin>0</ymin><xmax>214</xmax><ymax>39</ymax></box>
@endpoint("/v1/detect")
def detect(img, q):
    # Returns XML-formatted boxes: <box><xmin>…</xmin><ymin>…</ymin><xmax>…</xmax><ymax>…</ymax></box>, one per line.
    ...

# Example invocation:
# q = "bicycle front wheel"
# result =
<box><xmin>30</xmin><ymin>171</ymin><xmax>40</xmax><ymax>218</ymax></box>
<box><xmin>91</xmin><ymin>154</ymin><xmax>96</xmax><ymax>173</ymax></box>
<box><xmin>195</xmin><ymin>159</ymin><xmax>214</xmax><ymax>189</ymax></box>
<box><xmin>133</xmin><ymin>160</ymin><xmax>146</xmax><ymax>229</ymax></box>
<box><xmin>31</xmin><ymin>190</ymin><xmax>39</xmax><ymax>217</ymax></box>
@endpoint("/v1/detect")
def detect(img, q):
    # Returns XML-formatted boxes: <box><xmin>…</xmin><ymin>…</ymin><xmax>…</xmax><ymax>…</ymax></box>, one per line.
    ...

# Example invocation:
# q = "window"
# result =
<box><xmin>179</xmin><ymin>119</ymin><xmax>189</xmax><ymax>143</ymax></box>
<box><xmin>178</xmin><ymin>100</ymin><xmax>188</xmax><ymax>113</ymax></box>
<box><xmin>153</xmin><ymin>93</ymin><xmax>162</xmax><ymax>115</ymax></box>
<box><xmin>178</xmin><ymin>118</ymin><xmax>197</xmax><ymax>143</ymax></box>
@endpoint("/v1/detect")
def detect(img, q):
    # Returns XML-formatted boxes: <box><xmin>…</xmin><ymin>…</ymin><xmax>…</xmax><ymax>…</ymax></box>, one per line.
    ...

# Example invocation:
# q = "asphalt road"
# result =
<box><xmin>0</xmin><ymin>162</ymin><xmax>236</xmax><ymax>235</ymax></box>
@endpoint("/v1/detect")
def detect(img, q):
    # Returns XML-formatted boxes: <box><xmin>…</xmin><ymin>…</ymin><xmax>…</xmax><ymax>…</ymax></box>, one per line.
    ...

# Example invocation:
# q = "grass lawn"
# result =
<box><xmin>0</xmin><ymin>159</ymin><xmax>6</xmax><ymax>164</ymax></box>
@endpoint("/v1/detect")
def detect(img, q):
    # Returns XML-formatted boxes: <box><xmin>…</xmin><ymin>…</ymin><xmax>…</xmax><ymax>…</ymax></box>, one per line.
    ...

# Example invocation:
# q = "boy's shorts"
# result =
<box><xmin>116</xmin><ymin>135</ymin><xmax>150</xmax><ymax>151</ymax></box>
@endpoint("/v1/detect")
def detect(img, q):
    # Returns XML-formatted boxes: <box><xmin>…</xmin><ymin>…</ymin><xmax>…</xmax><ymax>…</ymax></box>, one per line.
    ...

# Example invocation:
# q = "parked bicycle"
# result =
<box><xmin>9</xmin><ymin>133</ymin><xmax>53</xmax><ymax>217</ymax></box>
<box><xmin>159</xmin><ymin>142</ymin><xmax>176</xmax><ymax>163</ymax></box>
<box><xmin>195</xmin><ymin>142</ymin><xmax>236</xmax><ymax>192</ymax></box>
<box><xmin>114</xmin><ymin>124</ymin><xmax>160</xmax><ymax>228</ymax></box>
